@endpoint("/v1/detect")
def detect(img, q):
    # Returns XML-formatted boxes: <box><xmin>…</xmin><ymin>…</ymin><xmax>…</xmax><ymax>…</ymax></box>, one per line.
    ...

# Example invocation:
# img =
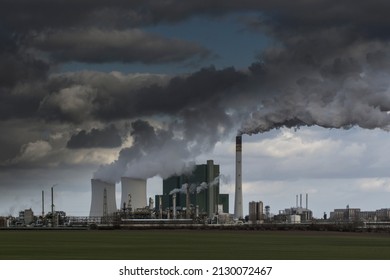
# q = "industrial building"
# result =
<box><xmin>18</xmin><ymin>208</ymin><xmax>34</xmax><ymax>225</ymax></box>
<box><xmin>329</xmin><ymin>206</ymin><xmax>390</xmax><ymax>222</ymax></box>
<box><xmin>0</xmin><ymin>217</ymin><xmax>7</xmax><ymax>228</ymax></box>
<box><xmin>88</xmin><ymin>138</ymin><xmax>237</xmax><ymax>222</ymax></box>
<box><xmin>155</xmin><ymin>160</ymin><xmax>229</xmax><ymax>219</ymax></box>
<box><xmin>330</xmin><ymin>206</ymin><xmax>361</xmax><ymax>221</ymax></box>
<box><xmin>249</xmin><ymin>201</ymin><xmax>264</xmax><ymax>224</ymax></box>
<box><xmin>274</xmin><ymin>194</ymin><xmax>313</xmax><ymax>223</ymax></box>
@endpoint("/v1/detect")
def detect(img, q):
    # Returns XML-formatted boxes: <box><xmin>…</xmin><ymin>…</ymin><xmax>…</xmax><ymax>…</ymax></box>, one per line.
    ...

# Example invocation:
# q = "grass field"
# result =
<box><xmin>1</xmin><ymin>229</ymin><xmax>390</xmax><ymax>259</ymax></box>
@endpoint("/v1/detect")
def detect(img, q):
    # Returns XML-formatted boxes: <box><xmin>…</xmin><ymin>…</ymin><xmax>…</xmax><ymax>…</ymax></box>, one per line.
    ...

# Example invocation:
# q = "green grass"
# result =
<box><xmin>1</xmin><ymin>230</ymin><xmax>390</xmax><ymax>259</ymax></box>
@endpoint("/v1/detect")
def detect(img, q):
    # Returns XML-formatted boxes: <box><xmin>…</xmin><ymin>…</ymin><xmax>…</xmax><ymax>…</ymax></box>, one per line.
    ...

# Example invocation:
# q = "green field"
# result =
<box><xmin>1</xmin><ymin>229</ymin><xmax>390</xmax><ymax>259</ymax></box>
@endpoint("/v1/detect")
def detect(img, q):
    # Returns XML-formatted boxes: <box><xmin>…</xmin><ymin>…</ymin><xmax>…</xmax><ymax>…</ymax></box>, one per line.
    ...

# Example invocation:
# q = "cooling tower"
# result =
<box><xmin>89</xmin><ymin>179</ymin><xmax>117</xmax><ymax>217</ymax></box>
<box><xmin>121</xmin><ymin>177</ymin><xmax>147</xmax><ymax>210</ymax></box>
<box><xmin>234</xmin><ymin>136</ymin><xmax>243</xmax><ymax>219</ymax></box>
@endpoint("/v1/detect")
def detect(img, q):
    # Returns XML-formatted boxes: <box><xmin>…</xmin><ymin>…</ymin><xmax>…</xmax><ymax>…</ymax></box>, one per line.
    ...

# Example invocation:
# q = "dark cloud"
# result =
<box><xmin>1</xmin><ymin>1</ymin><xmax>390</xmax><ymax>36</ymax></box>
<box><xmin>0</xmin><ymin>0</ymin><xmax>142</xmax><ymax>31</ymax></box>
<box><xmin>320</xmin><ymin>57</ymin><xmax>362</xmax><ymax>81</ymax></box>
<box><xmin>67</xmin><ymin>125</ymin><xmax>122</xmax><ymax>149</ymax></box>
<box><xmin>0</xmin><ymin>52</ymin><xmax>49</xmax><ymax>88</ymax></box>
<box><xmin>1</xmin><ymin>0</ymin><xmax>389</xmax><ymax>87</ymax></box>
<box><xmin>93</xmin><ymin>66</ymin><xmax>248</xmax><ymax>120</ymax></box>
<box><xmin>37</xmin><ymin>72</ymin><xmax>170</xmax><ymax>123</ymax></box>
<box><xmin>33</xmin><ymin>67</ymin><xmax>248</xmax><ymax>124</ymax></box>
<box><xmin>3</xmin><ymin>0</ymin><xmax>390</xmax><ymax>183</ymax></box>
<box><xmin>30</xmin><ymin>28</ymin><xmax>211</xmax><ymax>64</ymax></box>
<box><xmin>0</xmin><ymin>0</ymin><xmax>247</xmax><ymax>31</ymax></box>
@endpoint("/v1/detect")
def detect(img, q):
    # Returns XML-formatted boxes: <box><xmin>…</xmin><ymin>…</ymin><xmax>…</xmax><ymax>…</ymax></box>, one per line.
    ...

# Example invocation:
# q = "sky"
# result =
<box><xmin>2</xmin><ymin>1</ymin><xmax>390</xmax><ymax>218</ymax></box>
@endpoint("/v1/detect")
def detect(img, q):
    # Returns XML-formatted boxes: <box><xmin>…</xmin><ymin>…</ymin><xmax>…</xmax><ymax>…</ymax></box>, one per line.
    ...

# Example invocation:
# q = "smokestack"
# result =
<box><xmin>300</xmin><ymin>194</ymin><xmax>302</xmax><ymax>208</ymax></box>
<box><xmin>306</xmin><ymin>193</ymin><xmax>308</xmax><ymax>209</ymax></box>
<box><xmin>51</xmin><ymin>186</ymin><xmax>54</xmax><ymax>227</ymax></box>
<box><xmin>159</xmin><ymin>195</ymin><xmax>162</xmax><ymax>219</ymax></box>
<box><xmin>149</xmin><ymin>197</ymin><xmax>154</xmax><ymax>210</ymax></box>
<box><xmin>42</xmin><ymin>190</ymin><xmax>44</xmax><ymax>217</ymax></box>
<box><xmin>234</xmin><ymin>136</ymin><xmax>243</xmax><ymax>219</ymax></box>
<box><xmin>186</xmin><ymin>184</ymin><xmax>190</xmax><ymax>219</ymax></box>
<box><xmin>296</xmin><ymin>194</ymin><xmax>298</xmax><ymax>208</ymax></box>
<box><xmin>127</xmin><ymin>194</ymin><xmax>133</xmax><ymax>213</ymax></box>
<box><xmin>172</xmin><ymin>193</ymin><xmax>177</xmax><ymax>219</ymax></box>
<box><xmin>103</xmin><ymin>188</ymin><xmax>108</xmax><ymax>218</ymax></box>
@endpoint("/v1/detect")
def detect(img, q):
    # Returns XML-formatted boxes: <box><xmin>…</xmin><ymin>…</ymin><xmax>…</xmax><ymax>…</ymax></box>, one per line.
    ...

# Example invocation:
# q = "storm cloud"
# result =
<box><xmin>2</xmin><ymin>0</ymin><xmax>390</xmax><ymax>187</ymax></box>
<box><xmin>67</xmin><ymin>125</ymin><xmax>123</xmax><ymax>149</ymax></box>
<box><xmin>30</xmin><ymin>28</ymin><xmax>210</xmax><ymax>64</ymax></box>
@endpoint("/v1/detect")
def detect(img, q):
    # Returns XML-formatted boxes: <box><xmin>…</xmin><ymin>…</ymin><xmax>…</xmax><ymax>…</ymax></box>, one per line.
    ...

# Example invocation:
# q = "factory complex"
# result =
<box><xmin>2</xmin><ymin>136</ymin><xmax>390</xmax><ymax>231</ymax></box>
<box><xmin>88</xmin><ymin>159</ymin><xmax>230</xmax><ymax>225</ymax></box>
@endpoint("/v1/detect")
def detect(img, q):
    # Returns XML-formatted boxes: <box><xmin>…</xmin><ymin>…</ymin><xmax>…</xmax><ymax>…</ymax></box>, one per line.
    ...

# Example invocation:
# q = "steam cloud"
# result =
<box><xmin>93</xmin><ymin>120</ymin><xmax>196</xmax><ymax>182</ymax></box>
<box><xmin>168</xmin><ymin>175</ymin><xmax>228</xmax><ymax>195</ymax></box>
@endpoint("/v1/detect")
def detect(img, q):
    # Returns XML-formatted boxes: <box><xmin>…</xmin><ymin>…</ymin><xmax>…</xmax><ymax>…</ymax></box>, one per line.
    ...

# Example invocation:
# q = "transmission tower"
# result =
<box><xmin>127</xmin><ymin>194</ymin><xmax>133</xmax><ymax>213</ymax></box>
<box><xmin>102</xmin><ymin>188</ymin><xmax>108</xmax><ymax>223</ymax></box>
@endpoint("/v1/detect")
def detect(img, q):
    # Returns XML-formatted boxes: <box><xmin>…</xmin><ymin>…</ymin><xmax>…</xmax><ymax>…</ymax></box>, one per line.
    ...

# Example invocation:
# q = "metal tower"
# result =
<box><xmin>102</xmin><ymin>188</ymin><xmax>108</xmax><ymax>222</ymax></box>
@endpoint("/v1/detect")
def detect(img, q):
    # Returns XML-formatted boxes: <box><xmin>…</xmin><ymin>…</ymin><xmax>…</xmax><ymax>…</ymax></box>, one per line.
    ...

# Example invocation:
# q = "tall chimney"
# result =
<box><xmin>234</xmin><ymin>136</ymin><xmax>243</xmax><ymax>219</ymax></box>
<box><xmin>306</xmin><ymin>193</ymin><xmax>308</xmax><ymax>209</ymax></box>
<box><xmin>186</xmin><ymin>184</ymin><xmax>191</xmax><ymax>219</ymax></box>
<box><xmin>296</xmin><ymin>194</ymin><xmax>298</xmax><ymax>208</ymax></box>
<box><xmin>300</xmin><ymin>194</ymin><xmax>302</xmax><ymax>208</ymax></box>
<box><xmin>159</xmin><ymin>195</ymin><xmax>163</xmax><ymax>219</ymax></box>
<box><xmin>172</xmin><ymin>193</ymin><xmax>177</xmax><ymax>219</ymax></box>
<box><xmin>51</xmin><ymin>186</ymin><xmax>54</xmax><ymax>227</ymax></box>
<box><xmin>42</xmin><ymin>190</ymin><xmax>44</xmax><ymax>217</ymax></box>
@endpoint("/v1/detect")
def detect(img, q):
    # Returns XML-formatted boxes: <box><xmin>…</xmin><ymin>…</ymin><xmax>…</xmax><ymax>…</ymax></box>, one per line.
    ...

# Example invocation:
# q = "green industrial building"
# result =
<box><xmin>155</xmin><ymin>160</ymin><xmax>229</xmax><ymax>217</ymax></box>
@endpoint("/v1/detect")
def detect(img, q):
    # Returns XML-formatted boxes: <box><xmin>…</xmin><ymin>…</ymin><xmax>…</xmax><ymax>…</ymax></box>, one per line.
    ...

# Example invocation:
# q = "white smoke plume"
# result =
<box><xmin>239</xmin><ymin>43</ymin><xmax>390</xmax><ymax>135</ymax></box>
<box><xmin>165</xmin><ymin>173</ymin><xmax>232</xmax><ymax>195</ymax></box>
<box><xmin>196</xmin><ymin>182</ymin><xmax>208</xmax><ymax>194</ymax></box>
<box><xmin>169</xmin><ymin>183</ymin><xmax>190</xmax><ymax>195</ymax></box>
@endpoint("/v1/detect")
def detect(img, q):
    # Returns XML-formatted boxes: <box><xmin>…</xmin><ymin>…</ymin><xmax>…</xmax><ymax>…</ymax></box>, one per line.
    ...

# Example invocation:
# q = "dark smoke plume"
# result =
<box><xmin>3</xmin><ymin>1</ymin><xmax>390</xmax><ymax>183</ymax></box>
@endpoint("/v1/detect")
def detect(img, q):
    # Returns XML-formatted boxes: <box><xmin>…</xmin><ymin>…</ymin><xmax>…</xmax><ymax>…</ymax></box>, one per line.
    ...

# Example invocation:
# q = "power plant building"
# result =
<box><xmin>274</xmin><ymin>194</ymin><xmax>313</xmax><ymax>223</ymax></box>
<box><xmin>155</xmin><ymin>160</ymin><xmax>229</xmax><ymax>218</ymax></box>
<box><xmin>330</xmin><ymin>206</ymin><xmax>360</xmax><ymax>222</ymax></box>
<box><xmin>249</xmin><ymin>201</ymin><xmax>264</xmax><ymax>224</ymax></box>
<box><xmin>218</xmin><ymin>194</ymin><xmax>229</xmax><ymax>213</ymax></box>
<box><xmin>89</xmin><ymin>179</ymin><xmax>117</xmax><ymax>217</ymax></box>
<box><xmin>120</xmin><ymin>177</ymin><xmax>147</xmax><ymax>211</ymax></box>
